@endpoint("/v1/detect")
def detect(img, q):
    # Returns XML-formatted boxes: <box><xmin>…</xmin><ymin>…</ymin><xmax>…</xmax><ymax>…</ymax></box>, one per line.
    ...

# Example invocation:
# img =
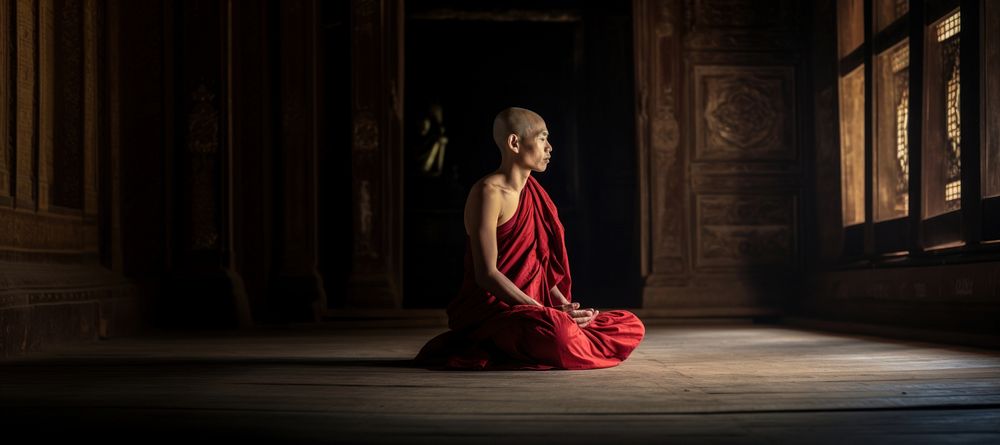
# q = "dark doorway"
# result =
<box><xmin>403</xmin><ymin>1</ymin><xmax>639</xmax><ymax>309</ymax></box>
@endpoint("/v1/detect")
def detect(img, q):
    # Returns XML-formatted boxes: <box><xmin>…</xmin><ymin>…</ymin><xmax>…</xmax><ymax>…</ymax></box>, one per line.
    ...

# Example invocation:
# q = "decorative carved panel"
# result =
<box><xmin>1</xmin><ymin>0</ymin><xmax>11</xmax><ymax>200</ymax></box>
<box><xmin>694</xmin><ymin>65</ymin><xmax>795</xmax><ymax>161</ymax></box>
<box><xmin>37</xmin><ymin>0</ymin><xmax>52</xmax><ymax>210</ymax></box>
<box><xmin>688</xmin><ymin>0</ymin><xmax>789</xmax><ymax>29</ymax></box>
<box><xmin>185</xmin><ymin>84</ymin><xmax>220</xmax><ymax>250</ymax></box>
<box><xmin>352</xmin><ymin>111</ymin><xmax>378</xmax><ymax>152</ymax></box>
<box><xmin>347</xmin><ymin>0</ymin><xmax>403</xmax><ymax>307</ymax></box>
<box><xmin>695</xmin><ymin>194</ymin><xmax>795</xmax><ymax>268</ymax></box>
<box><xmin>16</xmin><ymin>0</ymin><xmax>37</xmax><ymax>206</ymax></box>
<box><xmin>0</xmin><ymin>209</ymin><xmax>97</xmax><ymax>251</ymax></box>
<box><xmin>635</xmin><ymin>0</ymin><xmax>687</xmax><ymax>282</ymax></box>
<box><xmin>683</xmin><ymin>0</ymin><xmax>800</xmax><ymax>50</ymax></box>
<box><xmin>52</xmin><ymin>0</ymin><xmax>84</xmax><ymax>210</ymax></box>
<box><xmin>82</xmin><ymin>0</ymin><xmax>98</xmax><ymax>215</ymax></box>
<box><xmin>684</xmin><ymin>32</ymin><xmax>802</xmax><ymax>51</ymax></box>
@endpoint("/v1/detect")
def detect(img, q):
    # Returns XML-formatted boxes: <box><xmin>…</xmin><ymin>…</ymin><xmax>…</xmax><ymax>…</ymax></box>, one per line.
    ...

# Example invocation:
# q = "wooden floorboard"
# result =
<box><xmin>1</xmin><ymin>322</ymin><xmax>999</xmax><ymax>443</ymax></box>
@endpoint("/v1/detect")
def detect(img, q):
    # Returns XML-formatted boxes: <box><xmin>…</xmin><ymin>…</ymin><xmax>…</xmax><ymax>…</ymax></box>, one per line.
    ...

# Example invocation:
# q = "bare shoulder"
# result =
<box><xmin>467</xmin><ymin>174</ymin><xmax>510</xmax><ymax>207</ymax></box>
<box><xmin>464</xmin><ymin>174</ymin><xmax>515</xmax><ymax>232</ymax></box>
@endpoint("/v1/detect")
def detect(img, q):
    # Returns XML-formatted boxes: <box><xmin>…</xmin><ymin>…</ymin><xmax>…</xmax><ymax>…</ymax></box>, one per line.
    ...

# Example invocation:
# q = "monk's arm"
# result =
<box><xmin>550</xmin><ymin>286</ymin><xmax>570</xmax><ymax>306</ymax></box>
<box><xmin>466</xmin><ymin>185</ymin><xmax>543</xmax><ymax>307</ymax></box>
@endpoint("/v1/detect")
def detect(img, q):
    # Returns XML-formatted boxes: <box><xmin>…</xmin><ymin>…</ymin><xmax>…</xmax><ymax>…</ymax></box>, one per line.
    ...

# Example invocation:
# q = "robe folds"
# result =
<box><xmin>415</xmin><ymin>176</ymin><xmax>645</xmax><ymax>370</ymax></box>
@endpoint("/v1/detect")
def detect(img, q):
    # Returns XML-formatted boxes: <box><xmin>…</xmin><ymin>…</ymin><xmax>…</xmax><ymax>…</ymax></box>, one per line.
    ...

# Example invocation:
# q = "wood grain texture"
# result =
<box><xmin>1</xmin><ymin>323</ymin><xmax>998</xmax><ymax>443</ymax></box>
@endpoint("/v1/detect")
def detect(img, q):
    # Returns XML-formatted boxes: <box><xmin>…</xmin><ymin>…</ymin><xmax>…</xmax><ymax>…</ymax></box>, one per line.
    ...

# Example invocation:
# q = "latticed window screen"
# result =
<box><xmin>875</xmin><ymin>40</ymin><xmax>910</xmax><ymax>221</ymax></box>
<box><xmin>939</xmin><ymin>11</ymin><xmax>961</xmax><ymax>209</ymax></box>
<box><xmin>892</xmin><ymin>46</ymin><xmax>910</xmax><ymax>216</ymax></box>
<box><xmin>923</xmin><ymin>9</ymin><xmax>962</xmax><ymax>218</ymax></box>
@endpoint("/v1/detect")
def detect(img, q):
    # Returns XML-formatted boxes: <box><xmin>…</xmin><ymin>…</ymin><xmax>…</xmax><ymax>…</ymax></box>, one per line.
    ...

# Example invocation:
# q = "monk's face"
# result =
<box><xmin>518</xmin><ymin>119</ymin><xmax>553</xmax><ymax>172</ymax></box>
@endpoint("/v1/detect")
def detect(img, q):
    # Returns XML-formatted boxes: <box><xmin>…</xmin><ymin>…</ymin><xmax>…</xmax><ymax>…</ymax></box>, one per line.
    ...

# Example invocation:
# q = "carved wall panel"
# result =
<box><xmin>16</xmin><ymin>0</ymin><xmax>37</xmax><ymax>207</ymax></box>
<box><xmin>683</xmin><ymin>0</ymin><xmax>799</xmax><ymax>51</ymax></box>
<box><xmin>185</xmin><ymin>84</ymin><xmax>220</xmax><ymax>250</ymax></box>
<box><xmin>1</xmin><ymin>0</ymin><xmax>11</xmax><ymax>201</ymax></box>
<box><xmin>51</xmin><ymin>0</ymin><xmax>84</xmax><ymax>210</ymax></box>
<box><xmin>347</xmin><ymin>0</ymin><xmax>403</xmax><ymax>307</ymax></box>
<box><xmin>638</xmin><ymin>0</ymin><xmax>804</xmax><ymax>313</ymax></box>
<box><xmin>82</xmin><ymin>0</ymin><xmax>98</xmax><ymax>215</ymax></box>
<box><xmin>37</xmin><ymin>0</ymin><xmax>51</xmax><ymax>210</ymax></box>
<box><xmin>687</xmin><ymin>0</ymin><xmax>789</xmax><ymax>29</ymax></box>
<box><xmin>694</xmin><ymin>65</ymin><xmax>795</xmax><ymax>161</ymax></box>
<box><xmin>635</xmin><ymin>0</ymin><xmax>687</xmax><ymax>284</ymax></box>
<box><xmin>175</xmin><ymin>1</ymin><xmax>225</xmax><ymax>256</ymax></box>
<box><xmin>695</xmin><ymin>194</ymin><xmax>795</xmax><ymax>268</ymax></box>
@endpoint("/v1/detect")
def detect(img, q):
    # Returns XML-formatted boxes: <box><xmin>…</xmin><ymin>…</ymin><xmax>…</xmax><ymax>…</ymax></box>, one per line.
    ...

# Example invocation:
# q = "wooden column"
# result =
<box><xmin>36</xmin><ymin>0</ymin><xmax>52</xmax><ymax>211</ymax></box>
<box><xmin>164</xmin><ymin>0</ymin><xmax>251</xmax><ymax>328</ymax></box>
<box><xmin>0</xmin><ymin>0</ymin><xmax>12</xmax><ymax>204</ymax></box>
<box><xmin>82</xmin><ymin>0</ymin><xmax>98</xmax><ymax>217</ymax></box>
<box><xmin>15</xmin><ymin>0</ymin><xmax>37</xmax><ymax>209</ymax></box>
<box><xmin>634</xmin><ymin>0</ymin><xmax>688</xmax><ymax>294</ymax></box>
<box><xmin>269</xmin><ymin>0</ymin><xmax>326</xmax><ymax>321</ymax></box>
<box><xmin>347</xmin><ymin>0</ymin><xmax>403</xmax><ymax>308</ymax></box>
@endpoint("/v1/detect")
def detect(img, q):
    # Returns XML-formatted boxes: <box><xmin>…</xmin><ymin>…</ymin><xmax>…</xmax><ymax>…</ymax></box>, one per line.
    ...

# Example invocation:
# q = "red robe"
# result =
<box><xmin>415</xmin><ymin>175</ymin><xmax>645</xmax><ymax>370</ymax></box>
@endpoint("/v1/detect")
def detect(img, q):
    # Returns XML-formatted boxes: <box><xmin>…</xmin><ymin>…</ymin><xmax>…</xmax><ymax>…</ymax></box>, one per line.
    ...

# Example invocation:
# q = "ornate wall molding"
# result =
<box><xmin>686</xmin><ymin>0</ymin><xmax>790</xmax><ymax>29</ymax></box>
<box><xmin>185</xmin><ymin>84</ymin><xmax>220</xmax><ymax>251</ymax></box>
<box><xmin>16</xmin><ymin>0</ymin><xmax>37</xmax><ymax>208</ymax></box>
<box><xmin>0</xmin><ymin>0</ymin><xmax>12</xmax><ymax>201</ymax></box>
<box><xmin>639</xmin><ymin>0</ymin><xmax>804</xmax><ymax>311</ymax></box>
<box><xmin>0</xmin><ymin>208</ymin><xmax>97</xmax><ymax>251</ymax></box>
<box><xmin>684</xmin><ymin>31</ymin><xmax>802</xmax><ymax>51</ymax></box>
<box><xmin>694</xmin><ymin>65</ymin><xmax>796</xmax><ymax>161</ymax></box>
<box><xmin>37</xmin><ymin>0</ymin><xmax>52</xmax><ymax>210</ymax></box>
<box><xmin>51</xmin><ymin>0</ymin><xmax>84</xmax><ymax>210</ymax></box>
<box><xmin>347</xmin><ymin>0</ymin><xmax>403</xmax><ymax>308</ymax></box>
<box><xmin>352</xmin><ymin>111</ymin><xmax>378</xmax><ymax>152</ymax></box>
<box><xmin>82</xmin><ymin>0</ymin><xmax>98</xmax><ymax>215</ymax></box>
<box><xmin>695</xmin><ymin>194</ymin><xmax>795</xmax><ymax>268</ymax></box>
<box><xmin>636</xmin><ymin>0</ymin><xmax>687</xmax><ymax>285</ymax></box>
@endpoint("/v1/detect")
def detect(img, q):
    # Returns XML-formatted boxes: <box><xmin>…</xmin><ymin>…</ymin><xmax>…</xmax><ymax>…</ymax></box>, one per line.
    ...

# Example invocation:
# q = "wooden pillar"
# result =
<box><xmin>82</xmin><ymin>0</ymin><xmax>98</xmax><ymax>217</ymax></box>
<box><xmin>634</xmin><ymin>0</ymin><xmax>688</xmax><ymax>293</ymax></box>
<box><xmin>347</xmin><ymin>0</ymin><xmax>403</xmax><ymax>308</ymax></box>
<box><xmin>269</xmin><ymin>0</ymin><xmax>327</xmax><ymax>321</ymax></box>
<box><xmin>0</xmin><ymin>0</ymin><xmax>12</xmax><ymax>204</ymax></box>
<box><xmin>36</xmin><ymin>0</ymin><xmax>52</xmax><ymax>211</ymax></box>
<box><xmin>15</xmin><ymin>0</ymin><xmax>37</xmax><ymax>209</ymax></box>
<box><xmin>164</xmin><ymin>0</ymin><xmax>251</xmax><ymax>328</ymax></box>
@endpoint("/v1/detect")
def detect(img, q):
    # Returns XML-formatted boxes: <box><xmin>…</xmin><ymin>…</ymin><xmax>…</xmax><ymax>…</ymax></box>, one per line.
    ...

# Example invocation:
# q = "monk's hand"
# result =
<box><xmin>558</xmin><ymin>302</ymin><xmax>599</xmax><ymax>327</ymax></box>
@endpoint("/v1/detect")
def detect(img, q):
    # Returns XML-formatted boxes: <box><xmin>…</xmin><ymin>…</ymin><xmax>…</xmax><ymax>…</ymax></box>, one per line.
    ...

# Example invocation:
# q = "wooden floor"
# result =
<box><xmin>2</xmin><ymin>320</ymin><xmax>999</xmax><ymax>444</ymax></box>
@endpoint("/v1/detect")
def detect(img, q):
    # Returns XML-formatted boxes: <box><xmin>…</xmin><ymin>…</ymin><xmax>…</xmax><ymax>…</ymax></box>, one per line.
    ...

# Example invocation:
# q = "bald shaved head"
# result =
<box><xmin>493</xmin><ymin>107</ymin><xmax>543</xmax><ymax>153</ymax></box>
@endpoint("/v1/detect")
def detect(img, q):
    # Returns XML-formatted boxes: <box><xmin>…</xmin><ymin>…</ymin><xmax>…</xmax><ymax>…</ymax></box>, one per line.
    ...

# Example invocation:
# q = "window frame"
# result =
<box><xmin>834</xmin><ymin>0</ymin><xmax>997</xmax><ymax>265</ymax></box>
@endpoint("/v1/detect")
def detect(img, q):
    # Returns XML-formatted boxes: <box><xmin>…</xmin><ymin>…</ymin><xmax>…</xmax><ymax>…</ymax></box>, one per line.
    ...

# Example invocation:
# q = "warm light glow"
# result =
<box><xmin>923</xmin><ymin>8</ymin><xmax>962</xmax><ymax>218</ymax></box>
<box><xmin>937</xmin><ymin>11</ymin><xmax>961</xmax><ymax>42</ymax></box>
<box><xmin>840</xmin><ymin>66</ymin><xmax>866</xmax><ymax>226</ymax></box>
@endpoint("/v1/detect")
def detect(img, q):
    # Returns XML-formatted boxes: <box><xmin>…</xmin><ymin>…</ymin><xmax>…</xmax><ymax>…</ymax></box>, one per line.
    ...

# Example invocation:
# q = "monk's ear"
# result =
<box><xmin>506</xmin><ymin>133</ymin><xmax>520</xmax><ymax>154</ymax></box>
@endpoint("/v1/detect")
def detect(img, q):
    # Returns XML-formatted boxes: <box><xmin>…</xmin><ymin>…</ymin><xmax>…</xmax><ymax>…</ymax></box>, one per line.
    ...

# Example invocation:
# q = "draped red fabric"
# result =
<box><xmin>415</xmin><ymin>176</ymin><xmax>645</xmax><ymax>370</ymax></box>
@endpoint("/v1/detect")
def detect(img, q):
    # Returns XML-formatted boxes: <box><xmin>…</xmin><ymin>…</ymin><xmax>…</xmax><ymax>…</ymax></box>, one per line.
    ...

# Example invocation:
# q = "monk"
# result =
<box><xmin>415</xmin><ymin>107</ymin><xmax>645</xmax><ymax>370</ymax></box>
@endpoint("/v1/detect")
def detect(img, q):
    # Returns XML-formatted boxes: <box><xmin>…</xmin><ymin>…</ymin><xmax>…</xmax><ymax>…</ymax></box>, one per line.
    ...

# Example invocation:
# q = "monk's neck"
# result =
<box><xmin>496</xmin><ymin>161</ymin><xmax>531</xmax><ymax>194</ymax></box>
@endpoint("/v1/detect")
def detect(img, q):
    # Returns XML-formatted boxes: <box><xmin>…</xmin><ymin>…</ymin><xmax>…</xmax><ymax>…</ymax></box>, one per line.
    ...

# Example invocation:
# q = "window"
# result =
<box><xmin>837</xmin><ymin>0</ymin><xmax>865</xmax><ymax>227</ymax></box>
<box><xmin>875</xmin><ymin>39</ymin><xmax>909</xmax><ymax>222</ymax></box>
<box><xmin>840</xmin><ymin>66</ymin><xmax>866</xmax><ymax>226</ymax></box>
<box><xmin>876</xmin><ymin>0</ymin><xmax>909</xmax><ymax>32</ymax></box>
<box><xmin>984</xmin><ymin>0</ymin><xmax>1000</xmax><ymax>241</ymax></box>
<box><xmin>836</xmin><ymin>0</ymin><xmax>996</xmax><ymax>256</ymax></box>
<box><xmin>923</xmin><ymin>9</ymin><xmax>961</xmax><ymax>218</ymax></box>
